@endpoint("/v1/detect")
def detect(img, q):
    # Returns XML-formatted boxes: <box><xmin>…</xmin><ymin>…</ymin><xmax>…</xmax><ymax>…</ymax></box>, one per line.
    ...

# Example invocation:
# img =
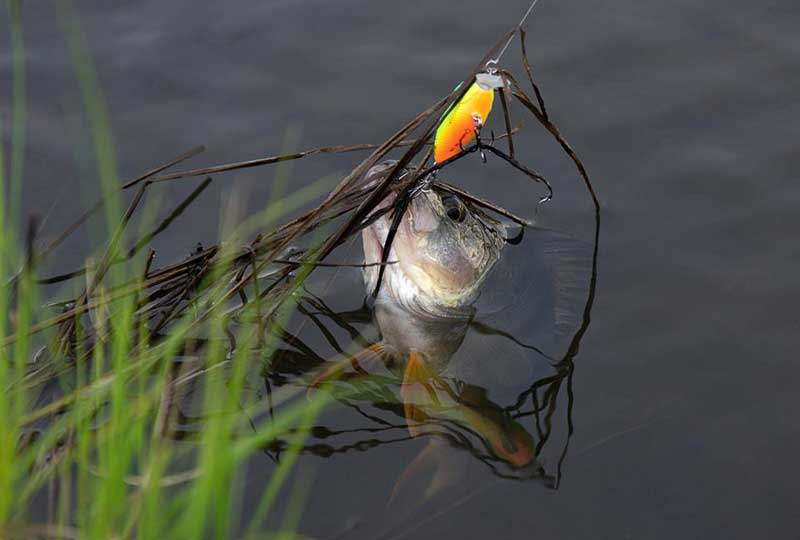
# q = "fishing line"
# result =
<box><xmin>485</xmin><ymin>0</ymin><xmax>541</xmax><ymax>72</ymax></box>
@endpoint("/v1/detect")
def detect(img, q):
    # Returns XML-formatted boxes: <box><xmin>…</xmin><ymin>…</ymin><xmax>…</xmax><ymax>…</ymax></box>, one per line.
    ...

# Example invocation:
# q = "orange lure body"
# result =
<box><xmin>433</xmin><ymin>81</ymin><xmax>495</xmax><ymax>164</ymax></box>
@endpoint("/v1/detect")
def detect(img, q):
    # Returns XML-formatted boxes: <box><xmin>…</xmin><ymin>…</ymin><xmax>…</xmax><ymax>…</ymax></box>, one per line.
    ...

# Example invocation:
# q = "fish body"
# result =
<box><xmin>312</xmin><ymin>163</ymin><xmax>538</xmax><ymax>495</ymax></box>
<box><xmin>374</xmin><ymin>301</ymin><xmax>538</xmax><ymax>471</ymax></box>
<box><xmin>358</xmin><ymin>163</ymin><xmax>537</xmax><ymax>471</ymax></box>
<box><xmin>308</xmin><ymin>162</ymin><xmax>590</xmax><ymax>512</ymax></box>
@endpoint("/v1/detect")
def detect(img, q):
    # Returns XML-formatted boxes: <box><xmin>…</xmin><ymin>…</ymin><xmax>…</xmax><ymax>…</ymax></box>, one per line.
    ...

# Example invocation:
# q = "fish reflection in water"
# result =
<box><xmin>269</xmin><ymin>161</ymin><xmax>593</xmax><ymax>505</ymax></box>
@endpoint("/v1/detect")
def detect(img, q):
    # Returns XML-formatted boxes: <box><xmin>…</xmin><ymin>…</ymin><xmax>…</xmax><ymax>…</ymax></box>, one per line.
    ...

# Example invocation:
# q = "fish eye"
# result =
<box><xmin>442</xmin><ymin>195</ymin><xmax>466</xmax><ymax>222</ymax></box>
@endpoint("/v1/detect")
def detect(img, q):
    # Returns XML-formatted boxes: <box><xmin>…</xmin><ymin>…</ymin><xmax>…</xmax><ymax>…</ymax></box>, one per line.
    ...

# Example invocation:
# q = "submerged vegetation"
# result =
<box><xmin>0</xmin><ymin>2</ymin><xmax>598</xmax><ymax>539</ymax></box>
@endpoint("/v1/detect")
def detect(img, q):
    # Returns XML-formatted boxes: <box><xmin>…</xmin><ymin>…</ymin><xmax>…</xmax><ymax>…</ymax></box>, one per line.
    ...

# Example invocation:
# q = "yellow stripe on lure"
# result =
<box><xmin>433</xmin><ymin>73</ymin><xmax>504</xmax><ymax>164</ymax></box>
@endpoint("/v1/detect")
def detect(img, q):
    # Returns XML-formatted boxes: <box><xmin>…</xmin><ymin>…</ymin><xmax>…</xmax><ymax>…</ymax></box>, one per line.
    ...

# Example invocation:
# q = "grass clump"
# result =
<box><xmin>0</xmin><ymin>4</ymin><xmax>334</xmax><ymax>539</ymax></box>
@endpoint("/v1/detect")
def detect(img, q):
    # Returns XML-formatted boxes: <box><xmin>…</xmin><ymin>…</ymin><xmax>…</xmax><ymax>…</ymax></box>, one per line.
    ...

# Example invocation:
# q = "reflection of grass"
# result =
<box><xmin>0</xmin><ymin>3</ymin><xmax>328</xmax><ymax>538</ymax></box>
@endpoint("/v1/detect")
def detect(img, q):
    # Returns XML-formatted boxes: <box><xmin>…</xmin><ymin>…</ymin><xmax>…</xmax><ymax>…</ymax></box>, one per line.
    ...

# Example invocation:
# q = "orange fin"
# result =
<box><xmin>460</xmin><ymin>404</ymin><xmax>537</xmax><ymax>469</ymax></box>
<box><xmin>307</xmin><ymin>342</ymin><xmax>387</xmax><ymax>398</ymax></box>
<box><xmin>400</xmin><ymin>352</ymin><xmax>439</xmax><ymax>437</ymax></box>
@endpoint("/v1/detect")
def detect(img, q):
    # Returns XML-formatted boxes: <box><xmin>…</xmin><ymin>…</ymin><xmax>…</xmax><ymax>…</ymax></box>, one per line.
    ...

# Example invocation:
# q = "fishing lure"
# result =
<box><xmin>433</xmin><ymin>0</ymin><xmax>539</xmax><ymax>165</ymax></box>
<box><xmin>433</xmin><ymin>73</ymin><xmax>506</xmax><ymax>164</ymax></box>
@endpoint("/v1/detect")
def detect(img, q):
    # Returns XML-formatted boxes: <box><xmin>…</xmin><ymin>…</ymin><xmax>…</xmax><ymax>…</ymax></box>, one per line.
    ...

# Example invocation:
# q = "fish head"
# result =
<box><xmin>363</xmin><ymin>172</ymin><xmax>506</xmax><ymax>319</ymax></box>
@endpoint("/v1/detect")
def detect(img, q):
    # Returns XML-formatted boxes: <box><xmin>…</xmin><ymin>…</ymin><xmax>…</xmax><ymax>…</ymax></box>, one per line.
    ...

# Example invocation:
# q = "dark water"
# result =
<box><xmin>4</xmin><ymin>0</ymin><xmax>800</xmax><ymax>538</ymax></box>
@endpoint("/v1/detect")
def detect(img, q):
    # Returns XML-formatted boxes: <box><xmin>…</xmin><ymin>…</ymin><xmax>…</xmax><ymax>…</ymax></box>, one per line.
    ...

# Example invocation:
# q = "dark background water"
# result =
<box><xmin>2</xmin><ymin>0</ymin><xmax>799</xmax><ymax>538</ymax></box>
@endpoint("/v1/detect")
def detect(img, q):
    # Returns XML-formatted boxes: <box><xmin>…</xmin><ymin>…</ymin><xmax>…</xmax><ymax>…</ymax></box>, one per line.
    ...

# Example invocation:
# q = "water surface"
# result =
<box><xmin>3</xmin><ymin>0</ymin><xmax>799</xmax><ymax>538</ymax></box>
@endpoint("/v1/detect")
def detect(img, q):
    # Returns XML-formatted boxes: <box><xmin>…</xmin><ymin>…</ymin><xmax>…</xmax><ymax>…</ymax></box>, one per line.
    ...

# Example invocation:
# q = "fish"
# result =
<box><xmin>311</xmin><ymin>162</ymin><xmax>539</xmax><ymax>482</ymax></box>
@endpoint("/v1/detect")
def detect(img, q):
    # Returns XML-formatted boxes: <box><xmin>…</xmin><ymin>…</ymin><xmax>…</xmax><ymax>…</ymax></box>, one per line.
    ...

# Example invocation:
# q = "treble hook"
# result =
<box><xmin>409</xmin><ymin>170</ymin><xmax>437</xmax><ymax>199</ymax></box>
<box><xmin>472</xmin><ymin>122</ymin><xmax>487</xmax><ymax>164</ymax></box>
